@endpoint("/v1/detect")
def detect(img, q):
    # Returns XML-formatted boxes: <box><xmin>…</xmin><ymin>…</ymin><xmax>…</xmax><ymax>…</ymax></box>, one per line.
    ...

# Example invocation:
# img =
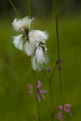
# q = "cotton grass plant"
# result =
<box><xmin>9</xmin><ymin>0</ymin><xmax>72</xmax><ymax>121</ymax></box>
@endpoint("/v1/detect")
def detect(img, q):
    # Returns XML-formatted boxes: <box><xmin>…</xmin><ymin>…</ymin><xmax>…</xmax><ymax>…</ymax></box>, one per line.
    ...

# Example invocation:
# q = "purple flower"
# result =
<box><xmin>63</xmin><ymin>104</ymin><xmax>72</xmax><ymax>116</ymax></box>
<box><xmin>57</xmin><ymin>112</ymin><xmax>62</xmax><ymax>121</ymax></box>
<box><xmin>57</xmin><ymin>104</ymin><xmax>72</xmax><ymax>121</ymax></box>
<box><xmin>27</xmin><ymin>81</ymin><xmax>47</xmax><ymax>102</ymax></box>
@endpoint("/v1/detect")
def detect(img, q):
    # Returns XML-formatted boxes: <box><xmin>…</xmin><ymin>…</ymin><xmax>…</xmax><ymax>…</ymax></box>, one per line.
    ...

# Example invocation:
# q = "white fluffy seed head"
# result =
<box><xmin>29</xmin><ymin>30</ymin><xmax>48</xmax><ymax>44</ymax></box>
<box><xmin>31</xmin><ymin>55</ymin><xmax>43</xmax><ymax>71</ymax></box>
<box><xmin>13</xmin><ymin>34</ymin><xmax>24</xmax><ymax>50</ymax></box>
<box><xmin>12</xmin><ymin>16</ymin><xmax>34</xmax><ymax>31</ymax></box>
<box><xmin>24</xmin><ymin>41</ymin><xmax>36</xmax><ymax>56</ymax></box>
<box><xmin>36</xmin><ymin>46</ymin><xmax>48</xmax><ymax>64</ymax></box>
<box><xmin>36</xmin><ymin>46</ymin><xmax>46</xmax><ymax>64</ymax></box>
<box><xmin>32</xmin><ymin>45</ymin><xmax>49</xmax><ymax>71</ymax></box>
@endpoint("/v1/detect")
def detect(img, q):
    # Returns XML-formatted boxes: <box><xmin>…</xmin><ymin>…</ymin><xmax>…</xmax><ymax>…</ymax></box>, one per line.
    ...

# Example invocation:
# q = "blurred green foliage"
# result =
<box><xmin>0</xmin><ymin>0</ymin><xmax>81</xmax><ymax>18</ymax></box>
<box><xmin>0</xmin><ymin>15</ymin><xmax>81</xmax><ymax>121</ymax></box>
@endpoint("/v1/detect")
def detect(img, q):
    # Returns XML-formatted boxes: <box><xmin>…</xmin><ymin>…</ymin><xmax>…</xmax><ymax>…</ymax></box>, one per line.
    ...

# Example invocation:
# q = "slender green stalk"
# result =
<box><xmin>49</xmin><ymin>80</ymin><xmax>54</xmax><ymax>121</ymax></box>
<box><xmin>50</xmin><ymin>65</ymin><xmax>57</xmax><ymax>80</ymax></box>
<box><xmin>42</xmin><ymin>70</ymin><xmax>54</xmax><ymax>121</ymax></box>
<box><xmin>41</xmin><ymin>98</ymin><xmax>51</xmax><ymax>113</ymax></box>
<box><xmin>37</xmin><ymin>89</ymin><xmax>41</xmax><ymax>121</ymax></box>
<box><xmin>54</xmin><ymin>0</ymin><xmax>63</xmax><ymax>120</ymax></box>
<box><xmin>54</xmin><ymin>0</ymin><xmax>62</xmax><ymax>97</ymax></box>
<box><xmin>28</xmin><ymin>0</ymin><xmax>31</xmax><ymax>21</ymax></box>
<box><xmin>32</xmin><ymin>70</ymin><xmax>36</xmax><ymax>120</ymax></box>
<box><xmin>9</xmin><ymin>0</ymin><xmax>21</xmax><ymax>18</ymax></box>
<box><xmin>28</xmin><ymin>0</ymin><xmax>36</xmax><ymax>120</ymax></box>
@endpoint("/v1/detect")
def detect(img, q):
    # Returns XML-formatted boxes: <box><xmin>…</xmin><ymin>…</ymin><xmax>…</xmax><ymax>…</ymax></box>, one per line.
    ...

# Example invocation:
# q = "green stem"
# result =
<box><xmin>42</xmin><ymin>70</ymin><xmax>54</xmax><ymax>121</ymax></box>
<box><xmin>32</xmin><ymin>71</ymin><xmax>36</xmax><ymax>120</ymax></box>
<box><xmin>37</xmin><ymin>89</ymin><xmax>41</xmax><ymax>121</ymax></box>
<box><xmin>29</xmin><ymin>0</ymin><xmax>31</xmax><ymax>19</ymax></box>
<box><xmin>50</xmin><ymin>65</ymin><xmax>57</xmax><ymax>80</ymax></box>
<box><xmin>54</xmin><ymin>0</ymin><xmax>62</xmax><ymax>96</ymax></box>
<box><xmin>9</xmin><ymin>0</ymin><xmax>21</xmax><ymax>18</ymax></box>
<box><xmin>49</xmin><ymin>80</ymin><xmax>54</xmax><ymax>121</ymax></box>
<box><xmin>54</xmin><ymin>0</ymin><xmax>63</xmax><ymax>120</ymax></box>
<box><xmin>28</xmin><ymin>0</ymin><xmax>36</xmax><ymax>120</ymax></box>
<box><xmin>39</xmin><ymin>88</ymin><xmax>51</xmax><ymax>113</ymax></box>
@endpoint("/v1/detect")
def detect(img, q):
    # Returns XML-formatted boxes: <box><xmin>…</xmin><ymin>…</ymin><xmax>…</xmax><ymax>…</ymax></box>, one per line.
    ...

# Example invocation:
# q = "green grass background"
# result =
<box><xmin>0</xmin><ymin>15</ymin><xmax>81</xmax><ymax>121</ymax></box>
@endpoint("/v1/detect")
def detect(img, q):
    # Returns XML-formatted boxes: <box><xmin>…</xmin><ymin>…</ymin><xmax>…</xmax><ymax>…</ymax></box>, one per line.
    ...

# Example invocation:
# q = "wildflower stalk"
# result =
<box><xmin>49</xmin><ymin>80</ymin><xmax>54</xmax><ymax>121</ymax></box>
<box><xmin>40</xmin><ymin>97</ymin><xmax>51</xmax><ymax>113</ymax></box>
<box><xmin>50</xmin><ymin>64</ymin><xmax>57</xmax><ymax>80</ymax></box>
<box><xmin>42</xmin><ymin>70</ymin><xmax>54</xmax><ymax>121</ymax></box>
<box><xmin>54</xmin><ymin>0</ymin><xmax>63</xmax><ymax>120</ymax></box>
<box><xmin>54</xmin><ymin>0</ymin><xmax>62</xmax><ymax>97</ymax></box>
<box><xmin>37</xmin><ymin>88</ymin><xmax>41</xmax><ymax>121</ymax></box>
<box><xmin>29</xmin><ymin>0</ymin><xmax>31</xmax><ymax>19</ymax></box>
<box><xmin>32</xmin><ymin>70</ymin><xmax>36</xmax><ymax>120</ymax></box>
<box><xmin>9</xmin><ymin>0</ymin><xmax>21</xmax><ymax>18</ymax></box>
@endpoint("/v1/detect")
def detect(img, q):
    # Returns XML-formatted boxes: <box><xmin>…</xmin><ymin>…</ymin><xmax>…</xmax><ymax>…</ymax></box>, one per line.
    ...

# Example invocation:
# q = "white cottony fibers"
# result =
<box><xmin>29</xmin><ymin>30</ymin><xmax>48</xmax><ymax>44</ymax></box>
<box><xmin>24</xmin><ymin>41</ymin><xmax>36</xmax><ymax>56</ymax></box>
<box><xmin>13</xmin><ymin>35</ymin><xmax>24</xmax><ymax>50</ymax></box>
<box><xmin>32</xmin><ymin>55</ymin><xmax>43</xmax><ymax>71</ymax></box>
<box><xmin>36</xmin><ymin>46</ymin><xmax>46</xmax><ymax>64</ymax></box>
<box><xmin>12</xmin><ymin>16</ymin><xmax>49</xmax><ymax>71</ymax></box>
<box><xmin>32</xmin><ymin>46</ymin><xmax>49</xmax><ymax>71</ymax></box>
<box><xmin>12</xmin><ymin>16</ymin><xmax>34</xmax><ymax>31</ymax></box>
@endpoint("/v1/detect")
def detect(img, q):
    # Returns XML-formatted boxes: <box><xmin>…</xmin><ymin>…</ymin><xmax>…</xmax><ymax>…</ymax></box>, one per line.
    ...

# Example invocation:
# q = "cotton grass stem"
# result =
<box><xmin>28</xmin><ymin>0</ymin><xmax>31</xmax><ymax>18</ymax></box>
<box><xmin>28</xmin><ymin>0</ymin><xmax>36</xmax><ymax>120</ymax></box>
<box><xmin>9</xmin><ymin>0</ymin><xmax>21</xmax><ymax>18</ymax></box>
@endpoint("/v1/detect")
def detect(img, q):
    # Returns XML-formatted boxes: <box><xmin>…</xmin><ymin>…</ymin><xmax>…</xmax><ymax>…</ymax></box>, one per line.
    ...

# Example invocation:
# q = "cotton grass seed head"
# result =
<box><xmin>29</xmin><ymin>30</ymin><xmax>48</xmax><ymax>44</ymax></box>
<box><xmin>31</xmin><ymin>43</ymin><xmax>49</xmax><ymax>71</ymax></box>
<box><xmin>12</xmin><ymin>16</ymin><xmax>49</xmax><ymax>71</ymax></box>
<box><xmin>24</xmin><ymin>41</ymin><xmax>36</xmax><ymax>56</ymax></box>
<box><xmin>13</xmin><ymin>34</ymin><xmax>25</xmax><ymax>50</ymax></box>
<box><xmin>12</xmin><ymin>16</ymin><xmax>34</xmax><ymax>31</ymax></box>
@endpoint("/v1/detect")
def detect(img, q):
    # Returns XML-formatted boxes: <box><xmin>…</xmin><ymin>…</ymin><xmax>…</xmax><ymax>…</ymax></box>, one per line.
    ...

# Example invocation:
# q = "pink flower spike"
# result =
<box><xmin>64</xmin><ymin>104</ymin><xmax>72</xmax><ymax>116</ymax></box>
<box><xmin>38</xmin><ymin>90</ymin><xmax>45</xmax><ymax>100</ymax></box>
<box><xmin>39</xmin><ymin>90</ymin><xmax>47</xmax><ymax>93</ymax></box>
<box><xmin>27</xmin><ymin>81</ymin><xmax>47</xmax><ymax>102</ymax></box>
<box><xmin>58</xmin><ymin>105</ymin><xmax>62</xmax><ymax>110</ymax></box>
<box><xmin>37</xmin><ymin>81</ymin><xmax>42</xmax><ymax>88</ymax></box>
<box><xmin>57</xmin><ymin>112</ymin><xmax>62</xmax><ymax>121</ymax></box>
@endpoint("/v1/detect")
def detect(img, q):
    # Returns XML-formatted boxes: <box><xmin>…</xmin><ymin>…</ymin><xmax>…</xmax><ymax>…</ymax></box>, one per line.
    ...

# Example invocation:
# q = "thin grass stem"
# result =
<box><xmin>37</xmin><ymin>89</ymin><xmax>41</xmax><ymax>121</ymax></box>
<box><xmin>39</xmin><ymin>90</ymin><xmax>51</xmax><ymax>113</ymax></box>
<box><xmin>32</xmin><ymin>70</ymin><xmax>36</xmax><ymax>120</ymax></box>
<box><xmin>9</xmin><ymin>0</ymin><xmax>21</xmax><ymax>18</ymax></box>
<box><xmin>54</xmin><ymin>0</ymin><xmax>62</xmax><ymax>97</ymax></box>
<box><xmin>42</xmin><ymin>70</ymin><xmax>54</xmax><ymax>121</ymax></box>
<box><xmin>28</xmin><ymin>1</ymin><xmax>36</xmax><ymax>120</ymax></box>
<box><xmin>54</xmin><ymin>0</ymin><xmax>63</xmax><ymax>120</ymax></box>
<box><xmin>50</xmin><ymin>65</ymin><xmax>57</xmax><ymax>80</ymax></box>
<box><xmin>29</xmin><ymin>0</ymin><xmax>31</xmax><ymax>19</ymax></box>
